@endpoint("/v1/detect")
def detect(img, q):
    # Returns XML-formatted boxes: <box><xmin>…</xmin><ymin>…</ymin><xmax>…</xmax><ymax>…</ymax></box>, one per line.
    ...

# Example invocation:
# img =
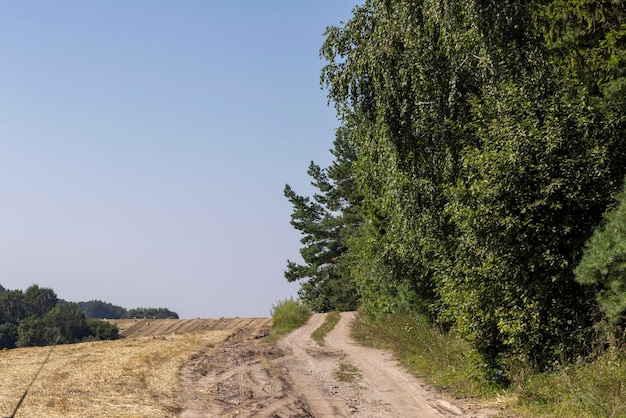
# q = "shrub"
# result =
<box><xmin>270</xmin><ymin>298</ymin><xmax>311</xmax><ymax>337</ymax></box>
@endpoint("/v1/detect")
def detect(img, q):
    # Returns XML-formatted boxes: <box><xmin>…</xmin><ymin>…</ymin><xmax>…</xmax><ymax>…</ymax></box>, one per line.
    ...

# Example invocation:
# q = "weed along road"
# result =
<box><xmin>0</xmin><ymin>314</ymin><xmax>496</xmax><ymax>417</ymax></box>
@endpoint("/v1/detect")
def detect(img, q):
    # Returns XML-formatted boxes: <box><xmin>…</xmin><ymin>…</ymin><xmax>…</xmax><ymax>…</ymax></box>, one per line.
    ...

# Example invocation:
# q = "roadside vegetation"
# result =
<box><xmin>353</xmin><ymin>312</ymin><xmax>626</xmax><ymax>417</ymax></box>
<box><xmin>311</xmin><ymin>311</ymin><xmax>341</xmax><ymax>346</ymax></box>
<box><xmin>267</xmin><ymin>298</ymin><xmax>311</xmax><ymax>344</ymax></box>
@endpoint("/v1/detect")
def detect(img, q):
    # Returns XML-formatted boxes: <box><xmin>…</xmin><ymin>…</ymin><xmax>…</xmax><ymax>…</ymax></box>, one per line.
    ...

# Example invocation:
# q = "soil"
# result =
<box><xmin>177</xmin><ymin>312</ymin><xmax>502</xmax><ymax>418</ymax></box>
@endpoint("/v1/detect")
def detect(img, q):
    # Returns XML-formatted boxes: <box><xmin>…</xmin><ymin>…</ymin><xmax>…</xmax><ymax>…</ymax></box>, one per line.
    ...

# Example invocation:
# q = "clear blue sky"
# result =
<box><xmin>0</xmin><ymin>2</ymin><xmax>360</xmax><ymax>318</ymax></box>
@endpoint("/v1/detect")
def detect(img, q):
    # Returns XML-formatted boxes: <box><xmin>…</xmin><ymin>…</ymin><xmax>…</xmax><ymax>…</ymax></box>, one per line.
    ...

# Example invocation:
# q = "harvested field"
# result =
<box><xmin>0</xmin><ymin>318</ymin><xmax>269</xmax><ymax>418</ymax></box>
<box><xmin>109</xmin><ymin>317</ymin><xmax>271</xmax><ymax>338</ymax></box>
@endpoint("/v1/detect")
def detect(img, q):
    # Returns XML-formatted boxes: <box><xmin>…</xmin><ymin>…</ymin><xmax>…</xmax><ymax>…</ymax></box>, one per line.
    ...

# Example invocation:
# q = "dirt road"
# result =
<box><xmin>180</xmin><ymin>312</ymin><xmax>498</xmax><ymax>417</ymax></box>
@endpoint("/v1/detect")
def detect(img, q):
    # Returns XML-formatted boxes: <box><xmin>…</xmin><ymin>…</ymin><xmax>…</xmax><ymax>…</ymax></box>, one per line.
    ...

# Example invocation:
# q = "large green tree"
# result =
<box><xmin>321</xmin><ymin>0</ymin><xmax>626</xmax><ymax>379</ymax></box>
<box><xmin>321</xmin><ymin>0</ymin><xmax>483</xmax><ymax>318</ymax></box>
<box><xmin>285</xmin><ymin>126</ymin><xmax>362</xmax><ymax>312</ymax></box>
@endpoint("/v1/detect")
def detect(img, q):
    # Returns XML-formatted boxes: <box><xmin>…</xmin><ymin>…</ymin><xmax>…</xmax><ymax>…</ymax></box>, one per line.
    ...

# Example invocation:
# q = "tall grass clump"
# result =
<box><xmin>513</xmin><ymin>350</ymin><xmax>626</xmax><ymax>417</ymax></box>
<box><xmin>512</xmin><ymin>325</ymin><xmax>626</xmax><ymax>417</ymax></box>
<box><xmin>269</xmin><ymin>298</ymin><xmax>311</xmax><ymax>342</ymax></box>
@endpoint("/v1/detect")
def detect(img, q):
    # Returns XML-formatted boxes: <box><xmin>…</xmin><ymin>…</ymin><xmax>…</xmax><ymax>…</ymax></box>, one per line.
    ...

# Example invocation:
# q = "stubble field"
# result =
<box><xmin>0</xmin><ymin>318</ymin><xmax>270</xmax><ymax>418</ymax></box>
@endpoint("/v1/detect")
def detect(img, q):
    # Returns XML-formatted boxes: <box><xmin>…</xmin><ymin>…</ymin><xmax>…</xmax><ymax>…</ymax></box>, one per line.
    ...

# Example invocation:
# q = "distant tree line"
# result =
<box><xmin>286</xmin><ymin>0</ymin><xmax>626</xmax><ymax>384</ymax></box>
<box><xmin>75</xmin><ymin>300</ymin><xmax>179</xmax><ymax>320</ymax></box>
<box><xmin>0</xmin><ymin>284</ymin><xmax>120</xmax><ymax>349</ymax></box>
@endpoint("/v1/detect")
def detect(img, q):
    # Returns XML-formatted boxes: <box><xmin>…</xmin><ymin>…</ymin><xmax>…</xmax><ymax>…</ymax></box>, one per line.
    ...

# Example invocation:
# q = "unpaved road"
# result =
<box><xmin>180</xmin><ymin>312</ymin><xmax>500</xmax><ymax>417</ymax></box>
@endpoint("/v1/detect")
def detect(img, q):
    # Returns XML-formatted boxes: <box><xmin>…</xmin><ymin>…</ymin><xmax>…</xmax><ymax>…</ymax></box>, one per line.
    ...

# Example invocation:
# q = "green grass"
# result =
<box><xmin>334</xmin><ymin>361</ymin><xmax>361</xmax><ymax>383</ymax></box>
<box><xmin>267</xmin><ymin>298</ymin><xmax>311</xmax><ymax>344</ymax></box>
<box><xmin>311</xmin><ymin>311</ymin><xmax>341</xmax><ymax>346</ymax></box>
<box><xmin>513</xmin><ymin>346</ymin><xmax>626</xmax><ymax>417</ymax></box>
<box><xmin>352</xmin><ymin>311</ymin><xmax>626</xmax><ymax>417</ymax></box>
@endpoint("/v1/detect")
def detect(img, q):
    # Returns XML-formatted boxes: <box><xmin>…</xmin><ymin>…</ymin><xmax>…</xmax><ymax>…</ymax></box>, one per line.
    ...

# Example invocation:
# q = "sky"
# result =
<box><xmin>0</xmin><ymin>1</ymin><xmax>361</xmax><ymax>319</ymax></box>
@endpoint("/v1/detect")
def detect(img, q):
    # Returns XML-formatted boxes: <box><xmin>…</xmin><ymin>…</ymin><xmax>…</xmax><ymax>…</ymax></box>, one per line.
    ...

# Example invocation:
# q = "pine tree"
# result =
<box><xmin>284</xmin><ymin>127</ymin><xmax>362</xmax><ymax>312</ymax></box>
<box><xmin>576</xmin><ymin>179</ymin><xmax>626</xmax><ymax>326</ymax></box>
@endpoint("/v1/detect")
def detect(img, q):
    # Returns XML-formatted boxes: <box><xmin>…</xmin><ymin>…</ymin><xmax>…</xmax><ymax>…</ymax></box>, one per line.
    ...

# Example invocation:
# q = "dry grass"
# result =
<box><xmin>0</xmin><ymin>329</ymin><xmax>232</xmax><ymax>418</ymax></box>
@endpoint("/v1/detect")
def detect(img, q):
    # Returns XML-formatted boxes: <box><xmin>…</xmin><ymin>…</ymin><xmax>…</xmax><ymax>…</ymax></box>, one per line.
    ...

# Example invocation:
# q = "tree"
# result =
<box><xmin>44</xmin><ymin>303</ymin><xmax>89</xmax><ymax>344</ymax></box>
<box><xmin>0</xmin><ymin>290</ymin><xmax>25</xmax><ymax>324</ymax></box>
<box><xmin>576</xmin><ymin>179</ymin><xmax>626</xmax><ymax>325</ymax></box>
<box><xmin>77</xmin><ymin>300</ymin><xmax>126</xmax><ymax>319</ymax></box>
<box><xmin>17</xmin><ymin>316</ymin><xmax>52</xmax><ymax>347</ymax></box>
<box><xmin>320</xmin><ymin>0</ymin><xmax>626</xmax><ymax>381</ymax></box>
<box><xmin>85</xmin><ymin>318</ymin><xmax>121</xmax><ymax>341</ymax></box>
<box><xmin>321</xmin><ymin>0</ymin><xmax>491</xmax><ymax>319</ymax></box>
<box><xmin>0</xmin><ymin>322</ymin><xmax>18</xmax><ymax>349</ymax></box>
<box><xmin>23</xmin><ymin>285</ymin><xmax>58</xmax><ymax>318</ymax></box>
<box><xmin>284</xmin><ymin>126</ymin><xmax>362</xmax><ymax>312</ymax></box>
<box><xmin>124</xmin><ymin>307</ymin><xmax>179</xmax><ymax>319</ymax></box>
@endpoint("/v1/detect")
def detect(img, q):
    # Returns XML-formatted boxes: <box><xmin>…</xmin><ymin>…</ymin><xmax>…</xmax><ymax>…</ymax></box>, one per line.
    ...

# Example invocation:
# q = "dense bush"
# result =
<box><xmin>0</xmin><ymin>284</ymin><xmax>121</xmax><ymax>349</ymax></box>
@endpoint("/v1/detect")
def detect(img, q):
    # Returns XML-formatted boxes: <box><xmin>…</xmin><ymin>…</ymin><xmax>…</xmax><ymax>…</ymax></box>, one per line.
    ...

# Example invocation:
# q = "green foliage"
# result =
<box><xmin>311</xmin><ymin>311</ymin><xmax>341</xmax><ymax>346</ymax></box>
<box><xmin>576</xmin><ymin>180</ymin><xmax>626</xmax><ymax>325</ymax></box>
<box><xmin>269</xmin><ymin>298</ymin><xmax>311</xmax><ymax>338</ymax></box>
<box><xmin>320</xmin><ymin>0</ymin><xmax>626</xmax><ymax>382</ymax></box>
<box><xmin>535</xmin><ymin>0</ymin><xmax>626</xmax><ymax>104</ymax></box>
<box><xmin>0</xmin><ymin>322</ymin><xmax>18</xmax><ymax>349</ymax></box>
<box><xmin>514</xmin><ymin>344</ymin><xmax>626</xmax><ymax>417</ymax></box>
<box><xmin>0</xmin><ymin>284</ymin><xmax>123</xmax><ymax>348</ymax></box>
<box><xmin>285</xmin><ymin>127</ymin><xmax>362</xmax><ymax>312</ymax></box>
<box><xmin>16</xmin><ymin>315</ymin><xmax>53</xmax><ymax>347</ymax></box>
<box><xmin>76</xmin><ymin>300</ymin><xmax>179</xmax><ymax>320</ymax></box>
<box><xmin>0</xmin><ymin>289</ymin><xmax>25</xmax><ymax>324</ymax></box>
<box><xmin>44</xmin><ymin>303</ymin><xmax>90</xmax><ymax>344</ymax></box>
<box><xmin>85</xmin><ymin>318</ymin><xmax>121</xmax><ymax>341</ymax></box>
<box><xmin>77</xmin><ymin>300</ymin><xmax>126</xmax><ymax>319</ymax></box>
<box><xmin>23</xmin><ymin>284</ymin><xmax>58</xmax><ymax>318</ymax></box>
<box><xmin>123</xmin><ymin>307</ymin><xmax>179</xmax><ymax>319</ymax></box>
<box><xmin>446</xmin><ymin>78</ymin><xmax>621</xmax><ymax>375</ymax></box>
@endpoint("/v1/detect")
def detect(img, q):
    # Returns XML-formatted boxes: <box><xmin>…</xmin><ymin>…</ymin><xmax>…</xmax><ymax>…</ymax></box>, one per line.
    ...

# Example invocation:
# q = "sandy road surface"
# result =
<box><xmin>180</xmin><ymin>312</ymin><xmax>498</xmax><ymax>417</ymax></box>
<box><xmin>278</xmin><ymin>312</ymin><xmax>463</xmax><ymax>417</ymax></box>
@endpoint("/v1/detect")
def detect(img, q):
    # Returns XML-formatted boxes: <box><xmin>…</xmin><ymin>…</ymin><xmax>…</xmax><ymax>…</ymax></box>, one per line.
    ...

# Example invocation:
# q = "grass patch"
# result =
<box><xmin>311</xmin><ymin>311</ymin><xmax>341</xmax><ymax>346</ymax></box>
<box><xmin>267</xmin><ymin>298</ymin><xmax>311</xmax><ymax>344</ymax></box>
<box><xmin>513</xmin><ymin>346</ymin><xmax>626</xmax><ymax>417</ymax></box>
<box><xmin>334</xmin><ymin>361</ymin><xmax>361</xmax><ymax>383</ymax></box>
